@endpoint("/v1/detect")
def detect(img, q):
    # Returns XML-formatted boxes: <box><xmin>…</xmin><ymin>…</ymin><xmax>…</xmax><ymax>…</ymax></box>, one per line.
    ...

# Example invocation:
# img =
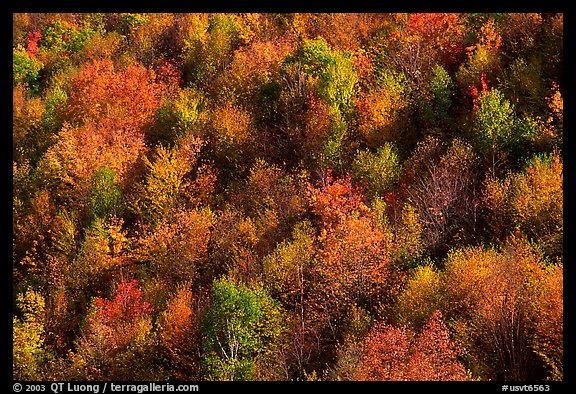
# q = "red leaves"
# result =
<box><xmin>358</xmin><ymin>323</ymin><xmax>411</xmax><ymax>380</ymax></box>
<box><xmin>68</xmin><ymin>59</ymin><xmax>166</xmax><ymax>129</ymax></box>
<box><xmin>93</xmin><ymin>279</ymin><xmax>152</xmax><ymax>326</ymax></box>
<box><xmin>155</xmin><ymin>60</ymin><xmax>182</xmax><ymax>96</ymax></box>
<box><xmin>404</xmin><ymin>13</ymin><xmax>466</xmax><ymax>69</ymax></box>
<box><xmin>26</xmin><ymin>31</ymin><xmax>42</xmax><ymax>57</ymax></box>
<box><xmin>309</xmin><ymin>174</ymin><xmax>392</xmax><ymax>323</ymax></box>
<box><xmin>356</xmin><ymin>311</ymin><xmax>468</xmax><ymax>381</ymax></box>
<box><xmin>309</xmin><ymin>173</ymin><xmax>368</xmax><ymax>228</ymax></box>
<box><xmin>469</xmin><ymin>73</ymin><xmax>490</xmax><ymax>110</ymax></box>
<box><xmin>408</xmin><ymin>311</ymin><xmax>468</xmax><ymax>381</ymax></box>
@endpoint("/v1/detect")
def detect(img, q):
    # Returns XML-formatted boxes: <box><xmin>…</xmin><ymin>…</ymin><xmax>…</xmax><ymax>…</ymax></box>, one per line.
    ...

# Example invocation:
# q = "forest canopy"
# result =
<box><xmin>12</xmin><ymin>12</ymin><xmax>562</xmax><ymax>382</ymax></box>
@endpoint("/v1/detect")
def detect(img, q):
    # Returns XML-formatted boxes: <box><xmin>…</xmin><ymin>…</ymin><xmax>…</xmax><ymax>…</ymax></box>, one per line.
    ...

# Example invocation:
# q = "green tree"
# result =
<box><xmin>419</xmin><ymin>64</ymin><xmax>455</xmax><ymax>131</ymax></box>
<box><xmin>291</xmin><ymin>37</ymin><xmax>359</xmax><ymax>169</ymax></box>
<box><xmin>13</xmin><ymin>45</ymin><xmax>43</xmax><ymax>93</ymax></box>
<box><xmin>87</xmin><ymin>166</ymin><xmax>125</xmax><ymax>223</ymax></box>
<box><xmin>201</xmin><ymin>278</ymin><xmax>288</xmax><ymax>380</ymax></box>
<box><xmin>471</xmin><ymin>88</ymin><xmax>515</xmax><ymax>176</ymax></box>
<box><xmin>351</xmin><ymin>142</ymin><xmax>401</xmax><ymax>199</ymax></box>
<box><xmin>153</xmin><ymin>88</ymin><xmax>206</xmax><ymax>147</ymax></box>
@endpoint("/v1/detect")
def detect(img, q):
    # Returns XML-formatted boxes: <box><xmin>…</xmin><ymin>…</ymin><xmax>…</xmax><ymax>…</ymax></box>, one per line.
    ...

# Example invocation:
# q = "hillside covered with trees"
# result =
<box><xmin>13</xmin><ymin>13</ymin><xmax>563</xmax><ymax>382</ymax></box>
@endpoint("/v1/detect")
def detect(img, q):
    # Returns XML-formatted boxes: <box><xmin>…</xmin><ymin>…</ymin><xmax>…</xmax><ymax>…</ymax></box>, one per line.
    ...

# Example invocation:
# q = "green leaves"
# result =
<box><xmin>352</xmin><ymin>142</ymin><xmax>401</xmax><ymax>199</ymax></box>
<box><xmin>473</xmin><ymin>88</ymin><xmax>515</xmax><ymax>152</ymax></box>
<box><xmin>299</xmin><ymin>37</ymin><xmax>358</xmax><ymax>114</ymax></box>
<box><xmin>11</xmin><ymin>12</ymin><xmax>563</xmax><ymax>382</ymax></box>
<box><xmin>13</xmin><ymin>45</ymin><xmax>43</xmax><ymax>93</ymax></box>
<box><xmin>87</xmin><ymin>166</ymin><xmax>125</xmax><ymax>223</ymax></box>
<box><xmin>201</xmin><ymin>278</ymin><xmax>287</xmax><ymax>380</ymax></box>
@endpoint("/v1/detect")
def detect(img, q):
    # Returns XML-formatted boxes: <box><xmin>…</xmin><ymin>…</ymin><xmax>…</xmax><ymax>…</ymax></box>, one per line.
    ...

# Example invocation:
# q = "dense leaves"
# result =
<box><xmin>13</xmin><ymin>13</ymin><xmax>562</xmax><ymax>382</ymax></box>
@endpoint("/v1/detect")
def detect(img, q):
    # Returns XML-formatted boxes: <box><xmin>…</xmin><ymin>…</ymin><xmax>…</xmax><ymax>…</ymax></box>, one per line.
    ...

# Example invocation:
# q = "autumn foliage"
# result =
<box><xmin>13</xmin><ymin>13</ymin><xmax>562</xmax><ymax>383</ymax></box>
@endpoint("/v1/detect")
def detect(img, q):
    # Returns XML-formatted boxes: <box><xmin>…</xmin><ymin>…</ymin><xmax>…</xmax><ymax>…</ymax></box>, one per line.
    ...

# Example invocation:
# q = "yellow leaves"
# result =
<box><xmin>16</xmin><ymin>289</ymin><xmax>46</xmax><ymax>321</ymax></box>
<box><xmin>356</xmin><ymin>74</ymin><xmax>410</xmax><ymax>148</ymax></box>
<box><xmin>438</xmin><ymin>237</ymin><xmax>561</xmax><ymax>379</ymax></box>
<box><xmin>13</xmin><ymin>85</ymin><xmax>46</xmax><ymax>152</ymax></box>
<box><xmin>263</xmin><ymin>221</ymin><xmax>315</xmax><ymax>301</ymax></box>
<box><xmin>211</xmin><ymin>101</ymin><xmax>253</xmax><ymax>147</ymax></box>
<box><xmin>394</xmin><ymin>202</ymin><xmax>425</xmax><ymax>260</ymax></box>
<box><xmin>396</xmin><ymin>263</ymin><xmax>443</xmax><ymax>328</ymax></box>
<box><xmin>133</xmin><ymin>13</ymin><xmax>174</xmax><ymax>48</ymax></box>
<box><xmin>181</xmin><ymin>14</ymin><xmax>210</xmax><ymax>53</ymax></box>
<box><xmin>291</xmin><ymin>13</ymin><xmax>308</xmax><ymax>40</ymax></box>
<box><xmin>478</xmin><ymin>19</ymin><xmax>502</xmax><ymax>50</ymax></box>
<box><xmin>208</xmin><ymin>101</ymin><xmax>254</xmax><ymax>169</ymax></box>
<box><xmin>234</xmin><ymin>13</ymin><xmax>262</xmax><ymax>45</ymax></box>
<box><xmin>509</xmin><ymin>153</ymin><xmax>562</xmax><ymax>244</ymax></box>
<box><xmin>528</xmin><ymin>262</ymin><xmax>563</xmax><ymax>379</ymax></box>
<box><xmin>106</xmin><ymin>218</ymin><xmax>128</xmax><ymax>256</ymax></box>
<box><xmin>443</xmin><ymin>246</ymin><xmax>495</xmax><ymax>316</ymax></box>
<box><xmin>136</xmin><ymin>207</ymin><xmax>214</xmax><ymax>285</ymax></box>
<box><xmin>136</xmin><ymin>144</ymin><xmax>194</xmax><ymax>223</ymax></box>
<box><xmin>222</xmin><ymin>38</ymin><xmax>291</xmax><ymax>106</ymax></box>
<box><xmin>547</xmin><ymin>82</ymin><xmax>563</xmax><ymax>122</ymax></box>
<box><xmin>77</xmin><ymin>217</ymin><xmax>129</xmax><ymax>276</ymax></box>
<box><xmin>46</xmin><ymin>118</ymin><xmax>147</xmax><ymax>189</ymax></box>
<box><xmin>13</xmin><ymin>290</ymin><xmax>47</xmax><ymax>380</ymax></box>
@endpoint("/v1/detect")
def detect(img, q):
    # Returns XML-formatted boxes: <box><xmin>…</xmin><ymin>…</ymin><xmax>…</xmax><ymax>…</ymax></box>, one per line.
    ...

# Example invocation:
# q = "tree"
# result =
<box><xmin>509</xmin><ymin>153</ymin><xmax>562</xmax><ymax>258</ymax></box>
<box><xmin>66</xmin><ymin>59</ymin><xmax>166</xmax><ymax>130</ymax></box>
<box><xmin>201</xmin><ymin>278</ymin><xmax>288</xmax><ymax>380</ymax></box>
<box><xmin>354</xmin><ymin>311</ymin><xmax>468</xmax><ymax>381</ymax></box>
<box><xmin>296</xmin><ymin>37</ymin><xmax>358</xmax><ymax>114</ymax></box>
<box><xmin>159</xmin><ymin>282</ymin><xmax>202</xmax><ymax>380</ymax></box>
<box><xmin>207</xmin><ymin>101</ymin><xmax>254</xmax><ymax>173</ymax></box>
<box><xmin>351</xmin><ymin>142</ymin><xmax>401</xmax><ymax>199</ymax></box>
<box><xmin>136</xmin><ymin>207</ymin><xmax>215</xmax><ymax>287</ymax></box>
<box><xmin>527</xmin><ymin>263</ymin><xmax>562</xmax><ymax>380</ymax></box>
<box><xmin>71</xmin><ymin>278</ymin><xmax>161</xmax><ymax>380</ymax></box>
<box><xmin>13</xmin><ymin>290</ymin><xmax>48</xmax><ymax>380</ymax></box>
<box><xmin>396</xmin><ymin>263</ymin><xmax>443</xmax><ymax>329</ymax></box>
<box><xmin>11</xmin><ymin>12</ymin><xmax>563</xmax><ymax>382</ymax></box>
<box><xmin>418</xmin><ymin>64</ymin><xmax>456</xmax><ymax>134</ymax></box>
<box><xmin>392</xmin><ymin>202</ymin><xmax>426</xmax><ymax>264</ymax></box>
<box><xmin>13</xmin><ymin>44</ymin><xmax>43</xmax><ymax>93</ymax></box>
<box><xmin>471</xmin><ymin>88</ymin><xmax>515</xmax><ymax>177</ymax></box>
<box><xmin>442</xmin><ymin>237</ymin><xmax>557</xmax><ymax>380</ymax></box>
<box><xmin>262</xmin><ymin>221</ymin><xmax>317</xmax><ymax>378</ymax></box>
<box><xmin>456</xmin><ymin>18</ymin><xmax>503</xmax><ymax>98</ymax></box>
<box><xmin>406</xmin><ymin>137</ymin><xmax>481</xmax><ymax>256</ymax></box>
<box><xmin>482</xmin><ymin>152</ymin><xmax>563</xmax><ymax>258</ymax></box>
<box><xmin>308</xmin><ymin>174</ymin><xmax>393</xmax><ymax>353</ymax></box>
<box><xmin>182</xmin><ymin>13</ymin><xmax>241</xmax><ymax>91</ymax></box>
<box><xmin>152</xmin><ymin>87</ymin><xmax>206</xmax><ymax>147</ymax></box>
<box><xmin>87</xmin><ymin>166</ymin><xmax>125</xmax><ymax>223</ymax></box>
<box><xmin>227</xmin><ymin>159</ymin><xmax>308</xmax><ymax>258</ymax></box>
<box><xmin>215</xmin><ymin>38</ymin><xmax>293</xmax><ymax>112</ymax></box>
<box><xmin>281</xmin><ymin>37</ymin><xmax>359</xmax><ymax>170</ymax></box>
<box><xmin>132</xmin><ymin>139</ymin><xmax>202</xmax><ymax>224</ymax></box>
<box><xmin>37</xmin><ymin>116</ymin><xmax>147</xmax><ymax>212</ymax></box>
<box><xmin>355</xmin><ymin>71</ymin><xmax>413</xmax><ymax>149</ymax></box>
